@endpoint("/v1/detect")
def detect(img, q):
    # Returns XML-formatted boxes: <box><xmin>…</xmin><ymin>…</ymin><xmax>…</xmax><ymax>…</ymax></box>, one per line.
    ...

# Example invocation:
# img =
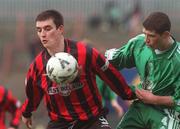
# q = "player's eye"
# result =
<box><xmin>44</xmin><ymin>26</ymin><xmax>52</xmax><ymax>31</ymax></box>
<box><xmin>36</xmin><ymin>28</ymin><xmax>42</xmax><ymax>33</ymax></box>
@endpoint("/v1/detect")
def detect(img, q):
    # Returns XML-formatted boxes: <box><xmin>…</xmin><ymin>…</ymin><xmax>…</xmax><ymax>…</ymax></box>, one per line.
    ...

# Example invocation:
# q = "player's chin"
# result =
<box><xmin>146</xmin><ymin>44</ymin><xmax>153</xmax><ymax>49</ymax></box>
<box><xmin>42</xmin><ymin>42</ymin><xmax>50</xmax><ymax>48</ymax></box>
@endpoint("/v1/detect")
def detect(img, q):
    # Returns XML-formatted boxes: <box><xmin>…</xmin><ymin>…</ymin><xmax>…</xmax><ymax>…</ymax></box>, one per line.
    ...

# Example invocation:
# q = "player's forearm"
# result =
<box><xmin>21</xmin><ymin>99</ymin><xmax>33</xmax><ymax>118</ymax></box>
<box><xmin>135</xmin><ymin>89</ymin><xmax>174</xmax><ymax>107</ymax></box>
<box><xmin>151</xmin><ymin>95</ymin><xmax>174</xmax><ymax>107</ymax></box>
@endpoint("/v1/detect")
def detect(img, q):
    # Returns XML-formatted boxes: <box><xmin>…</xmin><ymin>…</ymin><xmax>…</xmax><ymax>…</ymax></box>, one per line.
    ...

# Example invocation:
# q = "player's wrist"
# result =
<box><xmin>9</xmin><ymin>123</ymin><xmax>18</xmax><ymax>129</ymax></box>
<box><xmin>152</xmin><ymin>95</ymin><xmax>158</xmax><ymax>105</ymax></box>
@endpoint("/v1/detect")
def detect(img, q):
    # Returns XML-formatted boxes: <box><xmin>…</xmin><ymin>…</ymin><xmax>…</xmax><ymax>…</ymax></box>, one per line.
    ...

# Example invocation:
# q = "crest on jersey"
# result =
<box><xmin>48</xmin><ymin>82</ymin><xmax>83</xmax><ymax>96</ymax></box>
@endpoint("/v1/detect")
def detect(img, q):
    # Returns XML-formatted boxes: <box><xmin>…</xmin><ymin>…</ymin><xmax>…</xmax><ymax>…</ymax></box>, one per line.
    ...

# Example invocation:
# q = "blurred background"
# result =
<box><xmin>0</xmin><ymin>0</ymin><xmax>180</xmax><ymax>128</ymax></box>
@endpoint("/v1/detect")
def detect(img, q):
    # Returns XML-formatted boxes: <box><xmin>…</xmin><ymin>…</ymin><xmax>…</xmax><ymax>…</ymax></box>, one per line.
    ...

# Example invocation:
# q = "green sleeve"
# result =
<box><xmin>108</xmin><ymin>35</ymin><xmax>143</xmax><ymax>70</ymax></box>
<box><xmin>111</xmin><ymin>45</ymin><xmax>134</xmax><ymax>69</ymax></box>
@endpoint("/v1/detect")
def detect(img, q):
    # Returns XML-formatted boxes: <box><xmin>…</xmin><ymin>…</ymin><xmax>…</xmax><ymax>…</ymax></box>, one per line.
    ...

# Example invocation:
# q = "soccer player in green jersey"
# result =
<box><xmin>106</xmin><ymin>12</ymin><xmax>180</xmax><ymax>129</ymax></box>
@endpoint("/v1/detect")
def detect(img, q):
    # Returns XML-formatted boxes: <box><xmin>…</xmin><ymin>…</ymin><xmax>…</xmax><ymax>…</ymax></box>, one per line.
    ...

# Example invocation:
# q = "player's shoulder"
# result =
<box><xmin>129</xmin><ymin>33</ymin><xmax>145</xmax><ymax>42</ymax></box>
<box><xmin>33</xmin><ymin>50</ymin><xmax>46</xmax><ymax>63</ymax></box>
<box><xmin>127</xmin><ymin>34</ymin><xmax>145</xmax><ymax>48</ymax></box>
<box><xmin>29</xmin><ymin>50</ymin><xmax>45</xmax><ymax>70</ymax></box>
<box><xmin>68</xmin><ymin>39</ymin><xmax>91</xmax><ymax>50</ymax></box>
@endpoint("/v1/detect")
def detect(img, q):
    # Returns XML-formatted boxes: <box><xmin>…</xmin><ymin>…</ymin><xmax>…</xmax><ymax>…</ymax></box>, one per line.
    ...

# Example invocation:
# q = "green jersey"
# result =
<box><xmin>108</xmin><ymin>34</ymin><xmax>180</xmax><ymax>112</ymax></box>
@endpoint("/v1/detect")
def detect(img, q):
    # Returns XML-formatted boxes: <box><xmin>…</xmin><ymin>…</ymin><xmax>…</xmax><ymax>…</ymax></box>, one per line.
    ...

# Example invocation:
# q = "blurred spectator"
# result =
<box><xmin>88</xmin><ymin>1</ymin><xmax>121</xmax><ymax>32</ymax></box>
<box><xmin>71</xmin><ymin>15</ymin><xmax>86</xmax><ymax>40</ymax></box>
<box><xmin>122</xmin><ymin>0</ymin><xmax>142</xmax><ymax>36</ymax></box>
<box><xmin>128</xmin><ymin>0</ymin><xmax>142</xmax><ymax>36</ymax></box>
<box><xmin>0</xmin><ymin>86</ymin><xmax>21</xmax><ymax>129</ymax></box>
<box><xmin>96</xmin><ymin>76</ymin><xmax>124</xmax><ymax>118</ymax></box>
<box><xmin>87</xmin><ymin>12</ymin><xmax>102</xmax><ymax>30</ymax></box>
<box><xmin>101</xmin><ymin>1</ymin><xmax>121</xmax><ymax>32</ymax></box>
<box><xmin>102</xmin><ymin>0</ymin><xmax>121</xmax><ymax>32</ymax></box>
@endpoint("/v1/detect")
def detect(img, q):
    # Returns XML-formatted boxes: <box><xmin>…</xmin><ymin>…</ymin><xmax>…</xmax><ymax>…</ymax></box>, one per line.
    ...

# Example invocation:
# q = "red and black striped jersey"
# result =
<box><xmin>0</xmin><ymin>86</ymin><xmax>21</xmax><ymax>129</ymax></box>
<box><xmin>22</xmin><ymin>39</ymin><xmax>134</xmax><ymax>122</ymax></box>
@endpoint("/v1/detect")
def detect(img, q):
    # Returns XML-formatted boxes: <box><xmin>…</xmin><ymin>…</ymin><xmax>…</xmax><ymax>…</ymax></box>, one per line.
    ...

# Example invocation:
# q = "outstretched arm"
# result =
<box><xmin>21</xmin><ymin>63</ymin><xmax>44</xmax><ymax>129</ymax></box>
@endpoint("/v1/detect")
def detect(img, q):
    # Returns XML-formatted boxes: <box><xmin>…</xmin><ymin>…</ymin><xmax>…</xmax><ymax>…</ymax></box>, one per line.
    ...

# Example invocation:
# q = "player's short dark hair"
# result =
<box><xmin>143</xmin><ymin>12</ymin><xmax>171</xmax><ymax>34</ymax></box>
<box><xmin>35</xmin><ymin>9</ymin><xmax>64</xmax><ymax>28</ymax></box>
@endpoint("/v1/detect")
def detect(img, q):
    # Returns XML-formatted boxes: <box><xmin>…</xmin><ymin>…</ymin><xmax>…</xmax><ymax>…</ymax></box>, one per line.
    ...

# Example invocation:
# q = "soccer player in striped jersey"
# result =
<box><xmin>106</xmin><ymin>12</ymin><xmax>180</xmax><ymax>129</ymax></box>
<box><xmin>21</xmin><ymin>9</ymin><xmax>135</xmax><ymax>129</ymax></box>
<box><xmin>0</xmin><ymin>86</ymin><xmax>21</xmax><ymax>129</ymax></box>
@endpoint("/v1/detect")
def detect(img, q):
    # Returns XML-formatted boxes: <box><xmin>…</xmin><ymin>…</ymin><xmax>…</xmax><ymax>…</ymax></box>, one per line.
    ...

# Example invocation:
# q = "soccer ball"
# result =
<box><xmin>46</xmin><ymin>52</ymin><xmax>79</xmax><ymax>84</ymax></box>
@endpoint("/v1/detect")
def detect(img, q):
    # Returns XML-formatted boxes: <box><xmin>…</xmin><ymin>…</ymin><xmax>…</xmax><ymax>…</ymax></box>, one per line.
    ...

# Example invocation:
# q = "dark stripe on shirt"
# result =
<box><xmin>70</xmin><ymin>41</ymin><xmax>92</xmax><ymax>119</ymax></box>
<box><xmin>62</xmin><ymin>40</ymin><xmax>79</xmax><ymax>119</ymax></box>
<box><xmin>43</xmin><ymin>51</ymin><xmax>67</xmax><ymax>121</ymax></box>
<box><xmin>85</xmin><ymin>46</ymin><xmax>102</xmax><ymax>113</ymax></box>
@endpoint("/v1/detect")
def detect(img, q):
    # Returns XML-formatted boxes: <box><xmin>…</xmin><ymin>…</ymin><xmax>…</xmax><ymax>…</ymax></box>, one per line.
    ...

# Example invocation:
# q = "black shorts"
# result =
<box><xmin>47</xmin><ymin>116</ymin><xmax>111</xmax><ymax>129</ymax></box>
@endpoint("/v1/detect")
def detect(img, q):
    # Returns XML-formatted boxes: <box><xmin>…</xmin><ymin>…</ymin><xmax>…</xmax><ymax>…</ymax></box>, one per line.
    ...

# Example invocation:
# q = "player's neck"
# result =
<box><xmin>47</xmin><ymin>37</ymin><xmax>65</xmax><ymax>56</ymax></box>
<box><xmin>159</xmin><ymin>36</ymin><xmax>174</xmax><ymax>51</ymax></box>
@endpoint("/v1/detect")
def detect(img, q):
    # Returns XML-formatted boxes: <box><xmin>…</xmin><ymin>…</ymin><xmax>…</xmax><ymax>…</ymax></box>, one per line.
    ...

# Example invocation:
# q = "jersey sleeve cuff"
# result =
<box><xmin>22</xmin><ymin>112</ymin><xmax>32</xmax><ymax>118</ymax></box>
<box><xmin>172</xmin><ymin>96</ymin><xmax>180</xmax><ymax>112</ymax></box>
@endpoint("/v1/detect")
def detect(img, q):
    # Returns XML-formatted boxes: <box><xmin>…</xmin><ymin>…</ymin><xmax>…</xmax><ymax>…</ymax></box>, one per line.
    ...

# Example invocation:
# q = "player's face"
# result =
<box><xmin>36</xmin><ymin>19</ymin><xmax>63</xmax><ymax>49</ymax></box>
<box><xmin>142</xmin><ymin>28</ymin><xmax>162</xmax><ymax>49</ymax></box>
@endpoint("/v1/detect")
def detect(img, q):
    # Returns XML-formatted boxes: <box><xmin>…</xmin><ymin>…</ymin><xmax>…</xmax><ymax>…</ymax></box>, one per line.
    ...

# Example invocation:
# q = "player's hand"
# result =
<box><xmin>22</xmin><ymin>116</ymin><xmax>32</xmax><ymax>129</ymax></box>
<box><xmin>7</xmin><ymin>127</ymin><xmax>16</xmax><ymax>129</ymax></box>
<box><xmin>135</xmin><ymin>89</ymin><xmax>156</xmax><ymax>104</ymax></box>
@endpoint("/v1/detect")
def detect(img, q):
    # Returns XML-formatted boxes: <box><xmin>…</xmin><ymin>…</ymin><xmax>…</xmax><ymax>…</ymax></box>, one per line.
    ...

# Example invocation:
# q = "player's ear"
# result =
<box><xmin>162</xmin><ymin>31</ymin><xmax>170</xmax><ymax>38</ymax></box>
<box><xmin>58</xmin><ymin>25</ymin><xmax>64</xmax><ymax>33</ymax></box>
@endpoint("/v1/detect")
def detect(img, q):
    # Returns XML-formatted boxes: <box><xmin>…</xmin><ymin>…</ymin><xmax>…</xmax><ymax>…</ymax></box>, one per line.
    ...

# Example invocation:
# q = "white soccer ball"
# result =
<box><xmin>46</xmin><ymin>52</ymin><xmax>78</xmax><ymax>84</ymax></box>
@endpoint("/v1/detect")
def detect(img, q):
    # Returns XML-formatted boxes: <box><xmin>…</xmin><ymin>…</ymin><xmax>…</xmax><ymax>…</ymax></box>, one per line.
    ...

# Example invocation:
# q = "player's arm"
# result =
<box><xmin>21</xmin><ymin>64</ymin><xmax>44</xmax><ymax>128</ymax></box>
<box><xmin>105</xmin><ymin>36</ymin><xmax>139</xmax><ymax>69</ymax></box>
<box><xmin>135</xmin><ymin>89</ymin><xmax>174</xmax><ymax>106</ymax></box>
<box><xmin>91</xmin><ymin>47</ymin><xmax>135</xmax><ymax>100</ymax></box>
